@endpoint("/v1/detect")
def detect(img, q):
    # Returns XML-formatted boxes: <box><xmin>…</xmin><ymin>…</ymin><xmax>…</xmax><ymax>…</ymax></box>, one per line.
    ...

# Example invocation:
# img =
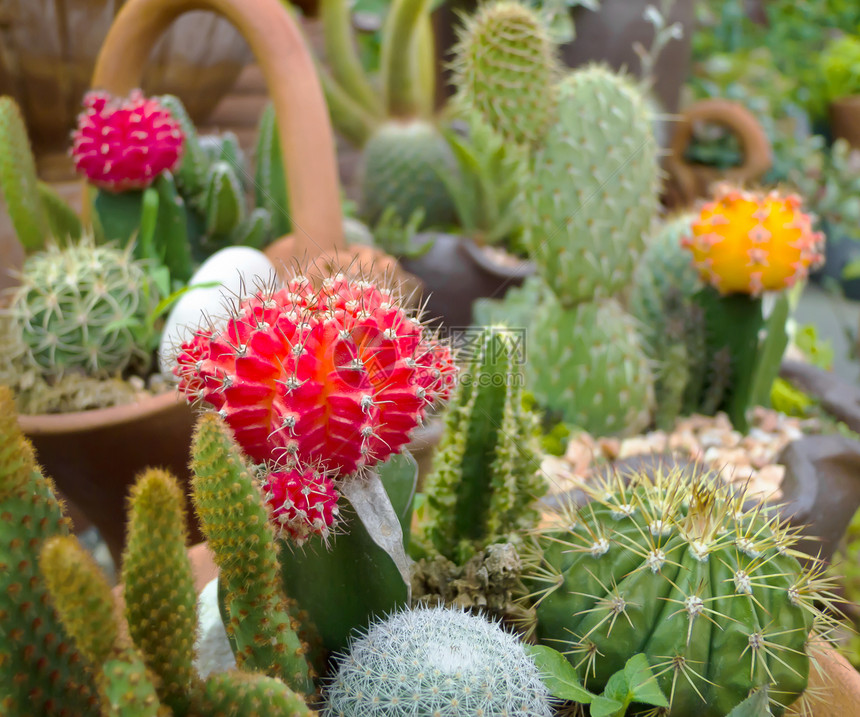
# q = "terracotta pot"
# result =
<box><xmin>400</xmin><ymin>234</ymin><xmax>535</xmax><ymax>329</ymax></box>
<box><xmin>18</xmin><ymin>0</ymin><xmax>376</xmax><ymax>567</ymax></box>
<box><xmin>0</xmin><ymin>0</ymin><xmax>253</xmax><ymax>180</ymax></box>
<box><xmin>830</xmin><ymin>96</ymin><xmax>860</xmax><ymax>151</ymax></box>
<box><xmin>663</xmin><ymin>98</ymin><xmax>773</xmax><ymax>210</ymax></box>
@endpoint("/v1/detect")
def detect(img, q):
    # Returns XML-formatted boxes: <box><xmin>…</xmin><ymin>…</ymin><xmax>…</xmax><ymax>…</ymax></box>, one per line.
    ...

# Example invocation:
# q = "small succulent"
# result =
<box><xmin>322</xmin><ymin>606</ymin><xmax>554</xmax><ymax>716</ymax></box>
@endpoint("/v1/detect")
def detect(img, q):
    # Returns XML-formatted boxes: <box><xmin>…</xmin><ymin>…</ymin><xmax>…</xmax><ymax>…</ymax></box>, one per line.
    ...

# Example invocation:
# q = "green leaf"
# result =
<box><xmin>624</xmin><ymin>654</ymin><xmax>669</xmax><ymax>708</ymax></box>
<box><xmin>525</xmin><ymin>645</ymin><xmax>595</xmax><ymax>703</ymax></box>
<box><xmin>726</xmin><ymin>686</ymin><xmax>773</xmax><ymax>716</ymax></box>
<box><xmin>601</xmin><ymin>667</ymin><xmax>630</xmax><ymax>703</ymax></box>
<box><xmin>590</xmin><ymin>694</ymin><xmax>626</xmax><ymax>717</ymax></box>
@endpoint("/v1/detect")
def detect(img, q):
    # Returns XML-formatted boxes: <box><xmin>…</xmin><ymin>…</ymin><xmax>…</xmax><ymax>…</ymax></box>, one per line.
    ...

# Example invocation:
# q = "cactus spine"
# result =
<box><xmin>524</xmin><ymin>466</ymin><xmax>837</xmax><ymax>716</ymax></box>
<box><xmin>122</xmin><ymin>469</ymin><xmax>201</xmax><ymax>716</ymax></box>
<box><xmin>189</xmin><ymin>413</ymin><xmax>314</xmax><ymax>696</ymax></box>
<box><xmin>421</xmin><ymin>327</ymin><xmax>545</xmax><ymax>563</ymax></box>
<box><xmin>0</xmin><ymin>387</ymin><xmax>100</xmax><ymax>716</ymax></box>
<box><xmin>322</xmin><ymin>606</ymin><xmax>554</xmax><ymax>716</ymax></box>
<box><xmin>452</xmin><ymin>1</ymin><xmax>656</xmax><ymax>435</ymax></box>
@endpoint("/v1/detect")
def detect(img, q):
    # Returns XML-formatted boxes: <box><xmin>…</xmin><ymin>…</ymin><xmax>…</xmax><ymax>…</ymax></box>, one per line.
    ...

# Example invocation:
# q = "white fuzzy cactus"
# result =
<box><xmin>322</xmin><ymin>606</ymin><xmax>554</xmax><ymax>716</ymax></box>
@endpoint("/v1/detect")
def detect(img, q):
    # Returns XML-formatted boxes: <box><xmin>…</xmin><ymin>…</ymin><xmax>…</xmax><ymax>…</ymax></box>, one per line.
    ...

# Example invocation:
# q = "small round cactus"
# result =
<box><xmin>681</xmin><ymin>184</ymin><xmax>825</xmax><ymax>296</ymax></box>
<box><xmin>525</xmin><ymin>465</ymin><xmax>839</xmax><ymax>716</ymax></box>
<box><xmin>261</xmin><ymin>466</ymin><xmax>340</xmax><ymax>543</ymax></box>
<box><xmin>71</xmin><ymin>90</ymin><xmax>184</xmax><ymax>192</ymax></box>
<box><xmin>7</xmin><ymin>236</ymin><xmax>159</xmax><ymax>379</ymax></box>
<box><xmin>322</xmin><ymin>606</ymin><xmax>554</xmax><ymax>716</ymax></box>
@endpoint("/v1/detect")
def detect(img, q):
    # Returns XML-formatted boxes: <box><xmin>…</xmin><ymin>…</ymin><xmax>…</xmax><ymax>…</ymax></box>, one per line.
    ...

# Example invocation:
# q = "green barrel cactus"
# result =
<box><xmin>421</xmin><ymin>327</ymin><xmax>546</xmax><ymax>563</ymax></box>
<box><xmin>322</xmin><ymin>606</ymin><xmax>554</xmax><ymax>716</ymax></box>
<box><xmin>524</xmin><ymin>466</ymin><xmax>837</xmax><ymax>716</ymax></box>
<box><xmin>527</xmin><ymin>296</ymin><xmax>654</xmax><ymax>436</ymax></box>
<box><xmin>7</xmin><ymin>236</ymin><xmax>159</xmax><ymax>379</ymax></box>
<box><xmin>360</xmin><ymin>119</ymin><xmax>459</xmax><ymax>229</ymax></box>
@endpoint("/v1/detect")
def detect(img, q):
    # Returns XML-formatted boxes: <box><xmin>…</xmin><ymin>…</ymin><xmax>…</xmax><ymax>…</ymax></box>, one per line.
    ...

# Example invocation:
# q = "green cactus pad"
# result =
<box><xmin>524</xmin><ymin>65</ymin><xmax>660</xmax><ymax>306</ymax></box>
<box><xmin>359</xmin><ymin>120</ymin><xmax>458</xmax><ymax>230</ymax></box>
<box><xmin>526</xmin><ymin>296</ymin><xmax>654</xmax><ymax>436</ymax></box>
<box><xmin>122</xmin><ymin>468</ymin><xmax>200</xmax><ymax>715</ymax></box>
<box><xmin>0</xmin><ymin>97</ymin><xmax>50</xmax><ymax>250</ymax></box>
<box><xmin>194</xmin><ymin>671</ymin><xmax>314</xmax><ymax>716</ymax></box>
<box><xmin>255</xmin><ymin>102</ymin><xmax>291</xmax><ymax>238</ymax></box>
<box><xmin>189</xmin><ymin>414</ymin><xmax>314</xmax><ymax>696</ymax></box>
<box><xmin>525</xmin><ymin>466</ymin><xmax>834</xmax><ymax>716</ymax></box>
<box><xmin>0</xmin><ymin>387</ymin><xmax>100</xmax><ymax>716</ymax></box>
<box><xmin>451</xmin><ymin>0</ymin><xmax>559</xmax><ymax>148</ymax></box>
<box><xmin>422</xmin><ymin>327</ymin><xmax>546</xmax><ymax>563</ymax></box>
<box><xmin>7</xmin><ymin>237</ymin><xmax>159</xmax><ymax>379</ymax></box>
<box><xmin>204</xmin><ymin>161</ymin><xmax>245</xmax><ymax>236</ymax></box>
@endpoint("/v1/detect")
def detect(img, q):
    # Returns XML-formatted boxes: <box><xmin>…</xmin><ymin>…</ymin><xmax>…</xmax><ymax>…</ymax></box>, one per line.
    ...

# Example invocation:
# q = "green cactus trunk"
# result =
<box><xmin>122</xmin><ymin>468</ymin><xmax>201</xmax><ymax>716</ymax></box>
<box><xmin>189</xmin><ymin>414</ymin><xmax>315</xmax><ymax>696</ymax></box>
<box><xmin>422</xmin><ymin>328</ymin><xmax>545</xmax><ymax>563</ymax></box>
<box><xmin>0</xmin><ymin>387</ymin><xmax>100</xmax><ymax>716</ymax></box>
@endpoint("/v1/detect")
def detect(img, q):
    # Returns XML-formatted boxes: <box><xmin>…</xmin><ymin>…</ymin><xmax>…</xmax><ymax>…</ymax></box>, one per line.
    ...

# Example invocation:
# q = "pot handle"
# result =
<box><xmin>665</xmin><ymin>98</ymin><xmax>773</xmax><ymax>208</ymax></box>
<box><xmin>89</xmin><ymin>0</ymin><xmax>344</xmax><ymax>259</ymax></box>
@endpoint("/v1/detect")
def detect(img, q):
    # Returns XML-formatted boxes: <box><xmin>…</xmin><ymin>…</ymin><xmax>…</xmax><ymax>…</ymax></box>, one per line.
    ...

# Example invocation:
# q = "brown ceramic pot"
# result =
<box><xmin>830</xmin><ymin>96</ymin><xmax>860</xmax><ymax>151</ymax></box>
<box><xmin>16</xmin><ymin>0</ymin><xmax>370</xmax><ymax>568</ymax></box>
<box><xmin>0</xmin><ymin>0</ymin><xmax>252</xmax><ymax>178</ymax></box>
<box><xmin>663</xmin><ymin>98</ymin><xmax>773</xmax><ymax>210</ymax></box>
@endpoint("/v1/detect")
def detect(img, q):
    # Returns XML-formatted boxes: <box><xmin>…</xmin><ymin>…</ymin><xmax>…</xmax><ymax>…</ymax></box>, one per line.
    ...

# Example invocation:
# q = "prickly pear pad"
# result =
<box><xmin>523</xmin><ymin>466</ymin><xmax>840</xmax><ymax>717</ymax></box>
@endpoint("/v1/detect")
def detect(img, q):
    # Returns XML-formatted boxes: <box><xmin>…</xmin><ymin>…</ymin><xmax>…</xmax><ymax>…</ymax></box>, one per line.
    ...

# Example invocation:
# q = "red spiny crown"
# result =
<box><xmin>262</xmin><ymin>466</ymin><xmax>339</xmax><ymax>544</ymax></box>
<box><xmin>175</xmin><ymin>273</ymin><xmax>457</xmax><ymax>478</ymax></box>
<box><xmin>71</xmin><ymin>90</ymin><xmax>184</xmax><ymax>192</ymax></box>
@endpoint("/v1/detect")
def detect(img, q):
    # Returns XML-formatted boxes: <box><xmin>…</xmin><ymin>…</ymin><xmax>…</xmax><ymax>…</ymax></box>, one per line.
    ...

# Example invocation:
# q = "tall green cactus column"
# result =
<box><xmin>452</xmin><ymin>1</ymin><xmax>657</xmax><ymax>436</ymax></box>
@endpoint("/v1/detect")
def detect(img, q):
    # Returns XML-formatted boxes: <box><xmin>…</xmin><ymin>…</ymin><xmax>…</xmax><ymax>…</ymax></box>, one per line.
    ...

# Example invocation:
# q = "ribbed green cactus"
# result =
<box><xmin>360</xmin><ymin>120</ymin><xmax>458</xmax><ymax>229</ymax></box>
<box><xmin>0</xmin><ymin>387</ymin><xmax>100</xmax><ymax>716</ymax></box>
<box><xmin>40</xmin><ymin>535</ymin><xmax>166</xmax><ymax>717</ymax></box>
<box><xmin>528</xmin><ymin>295</ymin><xmax>654</xmax><ymax>436</ymax></box>
<box><xmin>0</xmin><ymin>95</ymin><xmax>50</xmax><ymax>251</ymax></box>
<box><xmin>421</xmin><ymin>327</ymin><xmax>545</xmax><ymax>563</ymax></box>
<box><xmin>189</xmin><ymin>414</ymin><xmax>314</xmax><ymax>696</ymax></box>
<box><xmin>7</xmin><ymin>236</ymin><xmax>159</xmax><ymax>380</ymax></box>
<box><xmin>524</xmin><ymin>466</ymin><xmax>837</xmax><ymax>717</ymax></box>
<box><xmin>122</xmin><ymin>469</ymin><xmax>201</xmax><ymax>716</ymax></box>
<box><xmin>630</xmin><ymin>213</ymin><xmax>708</xmax><ymax>429</ymax></box>
<box><xmin>451</xmin><ymin>0</ymin><xmax>558</xmax><ymax>148</ymax></box>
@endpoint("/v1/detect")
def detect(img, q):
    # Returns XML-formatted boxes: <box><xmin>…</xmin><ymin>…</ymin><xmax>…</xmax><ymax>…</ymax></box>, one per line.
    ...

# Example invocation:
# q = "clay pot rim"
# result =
<box><xmin>460</xmin><ymin>236</ymin><xmax>536</xmax><ymax>281</ymax></box>
<box><xmin>831</xmin><ymin>95</ymin><xmax>860</xmax><ymax>110</ymax></box>
<box><xmin>18</xmin><ymin>388</ymin><xmax>184</xmax><ymax>435</ymax></box>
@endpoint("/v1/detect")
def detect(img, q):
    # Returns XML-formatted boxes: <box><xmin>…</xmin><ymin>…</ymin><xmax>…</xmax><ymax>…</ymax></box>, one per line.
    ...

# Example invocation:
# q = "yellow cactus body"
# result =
<box><xmin>682</xmin><ymin>185</ymin><xmax>824</xmax><ymax>295</ymax></box>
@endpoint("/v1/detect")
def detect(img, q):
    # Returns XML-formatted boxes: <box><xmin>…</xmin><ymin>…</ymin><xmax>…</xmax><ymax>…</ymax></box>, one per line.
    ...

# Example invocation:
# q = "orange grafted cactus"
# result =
<box><xmin>682</xmin><ymin>185</ymin><xmax>825</xmax><ymax>295</ymax></box>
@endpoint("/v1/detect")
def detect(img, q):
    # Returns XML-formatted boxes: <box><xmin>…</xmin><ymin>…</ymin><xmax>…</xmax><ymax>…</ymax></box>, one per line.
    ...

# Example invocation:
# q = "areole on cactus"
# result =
<box><xmin>174</xmin><ymin>268</ymin><xmax>457</xmax><ymax>543</ymax></box>
<box><xmin>682</xmin><ymin>184</ymin><xmax>826</xmax><ymax>296</ymax></box>
<box><xmin>524</xmin><ymin>465</ymin><xmax>841</xmax><ymax>717</ymax></box>
<box><xmin>71</xmin><ymin>90</ymin><xmax>184</xmax><ymax>192</ymax></box>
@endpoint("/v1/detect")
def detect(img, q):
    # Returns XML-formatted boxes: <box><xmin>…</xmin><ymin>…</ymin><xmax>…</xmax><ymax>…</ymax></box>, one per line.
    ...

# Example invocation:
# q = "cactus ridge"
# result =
<box><xmin>123</xmin><ymin>468</ymin><xmax>201</xmax><ymax>715</ymax></box>
<box><xmin>423</xmin><ymin>327</ymin><xmax>545</xmax><ymax>563</ymax></box>
<box><xmin>0</xmin><ymin>387</ymin><xmax>100</xmax><ymax>716</ymax></box>
<box><xmin>189</xmin><ymin>413</ymin><xmax>315</xmax><ymax>696</ymax></box>
<box><xmin>525</xmin><ymin>465</ymin><xmax>839</xmax><ymax>716</ymax></box>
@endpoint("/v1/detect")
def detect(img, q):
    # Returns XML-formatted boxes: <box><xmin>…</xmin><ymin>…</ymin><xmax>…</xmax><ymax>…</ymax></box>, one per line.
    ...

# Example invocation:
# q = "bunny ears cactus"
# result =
<box><xmin>71</xmin><ymin>90</ymin><xmax>184</xmax><ymax>192</ymax></box>
<box><xmin>682</xmin><ymin>185</ymin><xmax>825</xmax><ymax>296</ymax></box>
<box><xmin>175</xmin><ymin>271</ymin><xmax>457</xmax><ymax>543</ymax></box>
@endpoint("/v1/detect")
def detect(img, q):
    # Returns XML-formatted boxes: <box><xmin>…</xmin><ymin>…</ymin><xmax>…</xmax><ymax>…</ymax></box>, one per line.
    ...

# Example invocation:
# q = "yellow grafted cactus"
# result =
<box><xmin>682</xmin><ymin>185</ymin><xmax>825</xmax><ymax>296</ymax></box>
